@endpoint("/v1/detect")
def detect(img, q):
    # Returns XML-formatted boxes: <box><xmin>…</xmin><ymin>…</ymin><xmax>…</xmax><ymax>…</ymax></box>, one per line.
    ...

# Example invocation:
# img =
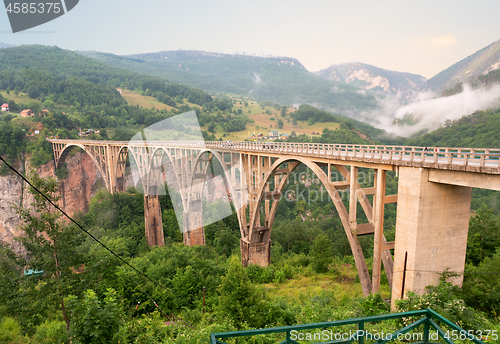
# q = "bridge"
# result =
<box><xmin>49</xmin><ymin>139</ymin><xmax>500</xmax><ymax>306</ymax></box>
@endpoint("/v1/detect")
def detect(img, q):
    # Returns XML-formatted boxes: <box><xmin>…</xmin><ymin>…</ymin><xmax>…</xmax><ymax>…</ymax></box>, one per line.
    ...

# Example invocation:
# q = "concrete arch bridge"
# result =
<box><xmin>49</xmin><ymin>139</ymin><xmax>500</xmax><ymax>305</ymax></box>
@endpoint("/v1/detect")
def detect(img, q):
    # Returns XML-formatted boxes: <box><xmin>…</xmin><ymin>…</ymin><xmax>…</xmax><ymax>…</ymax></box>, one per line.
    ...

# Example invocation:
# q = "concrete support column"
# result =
<box><xmin>372</xmin><ymin>169</ymin><xmax>386</xmax><ymax>293</ymax></box>
<box><xmin>391</xmin><ymin>167</ymin><xmax>472</xmax><ymax>306</ymax></box>
<box><xmin>144</xmin><ymin>195</ymin><xmax>165</xmax><ymax>247</ymax></box>
<box><xmin>349</xmin><ymin>166</ymin><xmax>358</xmax><ymax>231</ymax></box>
<box><xmin>183</xmin><ymin>211</ymin><xmax>205</xmax><ymax>246</ymax></box>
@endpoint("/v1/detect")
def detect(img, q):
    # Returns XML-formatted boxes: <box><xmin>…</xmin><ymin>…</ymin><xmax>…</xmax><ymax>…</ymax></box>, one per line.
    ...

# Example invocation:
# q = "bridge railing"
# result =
<box><xmin>210</xmin><ymin>308</ymin><xmax>486</xmax><ymax>344</ymax></box>
<box><xmin>204</xmin><ymin>141</ymin><xmax>500</xmax><ymax>168</ymax></box>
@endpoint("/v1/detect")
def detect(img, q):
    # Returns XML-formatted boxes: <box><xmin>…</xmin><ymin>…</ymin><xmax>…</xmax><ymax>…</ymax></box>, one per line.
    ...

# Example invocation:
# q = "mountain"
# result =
<box><xmin>314</xmin><ymin>62</ymin><xmax>426</xmax><ymax>100</ymax></box>
<box><xmin>426</xmin><ymin>38</ymin><xmax>500</xmax><ymax>92</ymax></box>
<box><xmin>78</xmin><ymin>50</ymin><xmax>378</xmax><ymax>114</ymax></box>
<box><xmin>0</xmin><ymin>45</ymin><xmax>213</xmax><ymax>106</ymax></box>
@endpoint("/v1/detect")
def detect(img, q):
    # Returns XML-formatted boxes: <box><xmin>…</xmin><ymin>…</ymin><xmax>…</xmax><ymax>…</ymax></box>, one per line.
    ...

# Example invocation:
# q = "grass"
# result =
<box><xmin>0</xmin><ymin>91</ymin><xmax>41</xmax><ymax>106</ymax></box>
<box><xmin>212</xmin><ymin>100</ymin><xmax>341</xmax><ymax>141</ymax></box>
<box><xmin>120</xmin><ymin>89</ymin><xmax>176</xmax><ymax>111</ymax></box>
<box><xmin>257</xmin><ymin>263</ymin><xmax>392</xmax><ymax>303</ymax></box>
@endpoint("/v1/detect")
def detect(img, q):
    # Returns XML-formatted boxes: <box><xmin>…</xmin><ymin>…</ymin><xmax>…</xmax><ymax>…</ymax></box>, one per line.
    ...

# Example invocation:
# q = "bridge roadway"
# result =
<box><xmin>49</xmin><ymin>139</ymin><xmax>500</xmax><ymax>307</ymax></box>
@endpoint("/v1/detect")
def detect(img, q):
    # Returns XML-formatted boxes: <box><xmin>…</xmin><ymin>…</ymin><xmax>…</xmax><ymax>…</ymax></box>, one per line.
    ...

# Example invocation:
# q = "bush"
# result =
<box><xmin>118</xmin><ymin>313</ymin><xmax>170</xmax><ymax>344</ymax></box>
<box><xmin>310</xmin><ymin>233</ymin><xmax>333</xmax><ymax>273</ymax></box>
<box><xmin>395</xmin><ymin>277</ymin><xmax>491</xmax><ymax>330</ymax></box>
<box><xmin>354</xmin><ymin>293</ymin><xmax>389</xmax><ymax>317</ymax></box>
<box><xmin>30</xmin><ymin>320</ymin><xmax>68</xmax><ymax>344</ymax></box>
<box><xmin>67</xmin><ymin>288</ymin><xmax>124</xmax><ymax>344</ymax></box>
<box><xmin>0</xmin><ymin>317</ymin><xmax>25</xmax><ymax>344</ymax></box>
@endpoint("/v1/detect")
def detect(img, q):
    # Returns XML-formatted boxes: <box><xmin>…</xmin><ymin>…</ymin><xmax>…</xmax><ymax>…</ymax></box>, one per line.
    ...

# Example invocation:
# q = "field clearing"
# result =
<box><xmin>118</xmin><ymin>93</ymin><xmax>342</xmax><ymax>142</ymax></box>
<box><xmin>220</xmin><ymin>111</ymin><xmax>341</xmax><ymax>141</ymax></box>
<box><xmin>0</xmin><ymin>90</ymin><xmax>39</xmax><ymax>105</ymax></box>
<box><xmin>258</xmin><ymin>265</ymin><xmax>391</xmax><ymax>301</ymax></box>
<box><xmin>120</xmin><ymin>89</ymin><xmax>176</xmax><ymax>111</ymax></box>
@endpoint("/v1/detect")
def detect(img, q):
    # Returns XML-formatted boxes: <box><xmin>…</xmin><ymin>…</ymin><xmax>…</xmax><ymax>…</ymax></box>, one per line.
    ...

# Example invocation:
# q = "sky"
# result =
<box><xmin>1</xmin><ymin>0</ymin><xmax>500</xmax><ymax>78</ymax></box>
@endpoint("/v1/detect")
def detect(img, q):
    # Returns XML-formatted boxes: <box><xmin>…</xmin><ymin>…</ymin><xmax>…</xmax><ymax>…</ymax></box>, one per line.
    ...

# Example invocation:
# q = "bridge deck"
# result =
<box><xmin>48</xmin><ymin>139</ymin><xmax>500</xmax><ymax>174</ymax></box>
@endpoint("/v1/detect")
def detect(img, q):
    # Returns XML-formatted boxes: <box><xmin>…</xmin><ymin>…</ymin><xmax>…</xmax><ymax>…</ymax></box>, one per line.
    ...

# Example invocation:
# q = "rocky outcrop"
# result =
<box><xmin>0</xmin><ymin>151</ymin><xmax>104</xmax><ymax>255</ymax></box>
<box><xmin>0</xmin><ymin>162</ymin><xmax>25</xmax><ymax>255</ymax></box>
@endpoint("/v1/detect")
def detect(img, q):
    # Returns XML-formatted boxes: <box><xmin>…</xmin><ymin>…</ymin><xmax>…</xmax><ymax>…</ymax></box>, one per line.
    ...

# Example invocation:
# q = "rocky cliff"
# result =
<box><xmin>0</xmin><ymin>151</ymin><xmax>104</xmax><ymax>255</ymax></box>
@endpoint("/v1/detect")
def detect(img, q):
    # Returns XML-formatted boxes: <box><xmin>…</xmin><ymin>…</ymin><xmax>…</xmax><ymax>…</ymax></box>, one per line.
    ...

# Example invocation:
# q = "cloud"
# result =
<box><xmin>431</xmin><ymin>34</ymin><xmax>456</xmax><ymax>47</ymax></box>
<box><xmin>382</xmin><ymin>84</ymin><xmax>500</xmax><ymax>136</ymax></box>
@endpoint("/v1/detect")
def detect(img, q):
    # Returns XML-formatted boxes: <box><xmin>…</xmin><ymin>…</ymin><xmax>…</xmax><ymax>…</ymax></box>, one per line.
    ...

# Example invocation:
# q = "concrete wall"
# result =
<box><xmin>392</xmin><ymin>167</ymin><xmax>472</xmax><ymax>305</ymax></box>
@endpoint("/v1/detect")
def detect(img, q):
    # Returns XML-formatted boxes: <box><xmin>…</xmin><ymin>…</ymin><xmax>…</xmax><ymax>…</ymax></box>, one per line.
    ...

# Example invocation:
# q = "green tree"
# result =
<box><xmin>15</xmin><ymin>171</ymin><xmax>86</xmax><ymax>334</ymax></box>
<box><xmin>280</xmin><ymin>106</ymin><xmax>287</xmax><ymax>117</ymax></box>
<box><xmin>0</xmin><ymin>317</ymin><xmax>24</xmax><ymax>344</ymax></box>
<box><xmin>27</xmin><ymin>85</ymin><xmax>41</xmax><ymax>99</ymax></box>
<box><xmin>461</xmin><ymin>248</ymin><xmax>500</xmax><ymax>315</ymax></box>
<box><xmin>467</xmin><ymin>207</ymin><xmax>500</xmax><ymax>265</ymax></box>
<box><xmin>310</xmin><ymin>233</ymin><xmax>333</xmax><ymax>273</ymax></box>
<box><xmin>217</xmin><ymin>256</ymin><xmax>266</xmax><ymax>329</ymax></box>
<box><xmin>67</xmin><ymin>288</ymin><xmax>123</xmax><ymax>344</ymax></box>
<box><xmin>208</xmin><ymin>121</ymin><xmax>216</xmax><ymax>133</ymax></box>
<box><xmin>172</xmin><ymin>266</ymin><xmax>200</xmax><ymax>309</ymax></box>
<box><xmin>277</xmin><ymin>119</ymin><xmax>284</xmax><ymax>129</ymax></box>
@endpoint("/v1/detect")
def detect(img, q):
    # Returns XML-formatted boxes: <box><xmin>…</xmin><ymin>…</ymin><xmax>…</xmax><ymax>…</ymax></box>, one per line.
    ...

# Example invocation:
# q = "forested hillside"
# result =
<box><xmin>407</xmin><ymin>108</ymin><xmax>500</xmax><ymax>148</ymax></box>
<box><xmin>79</xmin><ymin>49</ymin><xmax>379</xmax><ymax>113</ymax></box>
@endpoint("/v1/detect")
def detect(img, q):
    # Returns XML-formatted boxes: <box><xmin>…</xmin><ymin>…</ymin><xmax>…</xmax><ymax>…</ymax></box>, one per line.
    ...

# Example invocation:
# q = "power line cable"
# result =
<box><xmin>0</xmin><ymin>155</ymin><xmax>164</xmax><ymax>289</ymax></box>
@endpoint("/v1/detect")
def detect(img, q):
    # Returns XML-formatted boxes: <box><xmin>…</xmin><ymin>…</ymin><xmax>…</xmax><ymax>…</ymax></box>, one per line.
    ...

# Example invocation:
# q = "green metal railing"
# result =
<box><xmin>210</xmin><ymin>309</ymin><xmax>489</xmax><ymax>344</ymax></box>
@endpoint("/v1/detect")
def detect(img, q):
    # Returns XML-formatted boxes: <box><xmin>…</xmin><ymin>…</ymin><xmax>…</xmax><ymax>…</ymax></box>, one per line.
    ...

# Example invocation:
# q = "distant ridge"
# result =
<box><xmin>314</xmin><ymin>62</ymin><xmax>426</xmax><ymax>100</ymax></box>
<box><xmin>0</xmin><ymin>42</ymin><xmax>16</xmax><ymax>48</ymax></box>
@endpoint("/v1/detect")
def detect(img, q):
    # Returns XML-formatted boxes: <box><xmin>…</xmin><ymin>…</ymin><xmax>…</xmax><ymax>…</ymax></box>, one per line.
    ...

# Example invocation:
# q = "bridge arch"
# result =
<box><xmin>247</xmin><ymin>156</ymin><xmax>377</xmax><ymax>295</ymax></box>
<box><xmin>186</xmin><ymin>149</ymin><xmax>246</xmax><ymax>238</ymax></box>
<box><xmin>55</xmin><ymin>143</ymin><xmax>111</xmax><ymax>192</ymax></box>
<box><xmin>145</xmin><ymin>147</ymin><xmax>184</xmax><ymax>201</ymax></box>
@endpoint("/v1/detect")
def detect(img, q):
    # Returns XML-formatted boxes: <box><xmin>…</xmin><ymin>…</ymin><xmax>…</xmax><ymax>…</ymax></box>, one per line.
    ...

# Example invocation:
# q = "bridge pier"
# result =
<box><xmin>240</xmin><ymin>238</ymin><xmax>271</xmax><ymax>267</ymax></box>
<box><xmin>144</xmin><ymin>195</ymin><xmax>165</xmax><ymax>246</ymax></box>
<box><xmin>182</xmin><ymin>211</ymin><xmax>205</xmax><ymax>246</ymax></box>
<box><xmin>391</xmin><ymin>167</ymin><xmax>472</xmax><ymax>306</ymax></box>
